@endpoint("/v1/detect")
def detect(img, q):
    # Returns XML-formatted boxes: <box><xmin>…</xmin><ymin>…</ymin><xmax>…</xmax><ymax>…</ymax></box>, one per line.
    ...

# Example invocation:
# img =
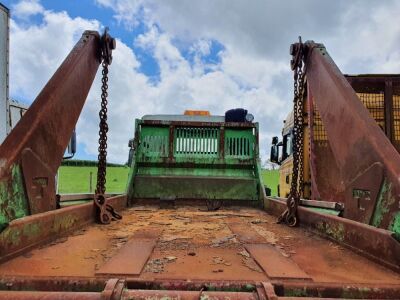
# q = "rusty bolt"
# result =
<box><xmin>290</xmin><ymin>43</ymin><xmax>296</xmax><ymax>56</ymax></box>
<box><xmin>110</xmin><ymin>38</ymin><xmax>116</xmax><ymax>50</ymax></box>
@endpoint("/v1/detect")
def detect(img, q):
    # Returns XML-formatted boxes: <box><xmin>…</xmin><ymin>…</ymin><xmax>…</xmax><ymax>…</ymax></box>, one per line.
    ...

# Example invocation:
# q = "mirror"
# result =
<box><xmin>270</xmin><ymin>144</ymin><xmax>279</xmax><ymax>163</ymax></box>
<box><xmin>127</xmin><ymin>138</ymin><xmax>136</xmax><ymax>166</ymax></box>
<box><xmin>128</xmin><ymin>138</ymin><xmax>134</xmax><ymax>149</ymax></box>
<box><xmin>68</xmin><ymin>129</ymin><xmax>77</xmax><ymax>155</ymax></box>
<box><xmin>270</xmin><ymin>136</ymin><xmax>281</xmax><ymax>164</ymax></box>
<box><xmin>64</xmin><ymin>129</ymin><xmax>76</xmax><ymax>159</ymax></box>
<box><xmin>127</xmin><ymin>148</ymin><xmax>134</xmax><ymax>166</ymax></box>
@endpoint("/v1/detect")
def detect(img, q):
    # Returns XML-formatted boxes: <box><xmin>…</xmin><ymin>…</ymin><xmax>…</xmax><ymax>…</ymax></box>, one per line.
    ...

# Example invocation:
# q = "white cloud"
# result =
<box><xmin>12</xmin><ymin>0</ymin><xmax>44</xmax><ymax>19</ymax></box>
<box><xmin>10</xmin><ymin>11</ymin><xmax>100</xmax><ymax>99</ymax></box>
<box><xmin>8</xmin><ymin>0</ymin><xmax>400</xmax><ymax>164</ymax></box>
<box><xmin>96</xmin><ymin>0</ymin><xmax>400</xmax><ymax>160</ymax></box>
<box><xmin>326</xmin><ymin>1</ymin><xmax>400</xmax><ymax>73</ymax></box>
<box><xmin>95</xmin><ymin>0</ymin><xmax>148</xmax><ymax>29</ymax></box>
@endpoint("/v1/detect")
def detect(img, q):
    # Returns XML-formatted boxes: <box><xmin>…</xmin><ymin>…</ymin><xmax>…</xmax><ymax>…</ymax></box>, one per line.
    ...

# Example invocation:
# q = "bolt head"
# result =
<box><xmin>290</xmin><ymin>44</ymin><xmax>296</xmax><ymax>55</ymax></box>
<box><xmin>110</xmin><ymin>38</ymin><xmax>116</xmax><ymax>50</ymax></box>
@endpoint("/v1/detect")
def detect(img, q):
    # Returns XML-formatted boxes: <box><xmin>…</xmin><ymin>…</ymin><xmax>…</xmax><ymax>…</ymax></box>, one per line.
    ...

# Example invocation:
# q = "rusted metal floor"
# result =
<box><xmin>0</xmin><ymin>205</ymin><xmax>399</xmax><ymax>284</ymax></box>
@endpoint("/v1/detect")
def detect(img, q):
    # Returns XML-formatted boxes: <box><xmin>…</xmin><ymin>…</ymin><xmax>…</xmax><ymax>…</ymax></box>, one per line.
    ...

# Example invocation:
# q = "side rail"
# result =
<box><xmin>265</xmin><ymin>197</ymin><xmax>400</xmax><ymax>272</ymax></box>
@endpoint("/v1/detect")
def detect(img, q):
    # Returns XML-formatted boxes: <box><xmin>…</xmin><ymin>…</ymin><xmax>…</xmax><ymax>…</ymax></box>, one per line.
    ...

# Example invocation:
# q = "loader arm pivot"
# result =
<box><xmin>0</xmin><ymin>31</ymin><xmax>108</xmax><ymax>230</ymax></box>
<box><xmin>298</xmin><ymin>41</ymin><xmax>400</xmax><ymax>233</ymax></box>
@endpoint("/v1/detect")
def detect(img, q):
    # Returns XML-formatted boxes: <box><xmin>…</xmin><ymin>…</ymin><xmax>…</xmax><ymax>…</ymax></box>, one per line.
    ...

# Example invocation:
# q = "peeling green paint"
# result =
<box><xmin>22</xmin><ymin>222</ymin><xmax>41</xmax><ymax>239</ymax></box>
<box><xmin>54</xmin><ymin>214</ymin><xmax>79</xmax><ymax>231</ymax></box>
<box><xmin>371</xmin><ymin>178</ymin><xmax>399</xmax><ymax>236</ymax></box>
<box><xmin>371</xmin><ymin>179</ymin><xmax>391</xmax><ymax>228</ymax></box>
<box><xmin>284</xmin><ymin>285</ymin><xmax>375</xmax><ymax>299</ymax></box>
<box><xmin>316</xmin><ymin>222</ymin><xmax>345</xmax><ymax>242</ymax></box>
<box><xmin>244</xmin><ymin>284</ymin><xmax>255</xmax><ymax>292</ymax></box>
<box><xmin>0</xmin><ymin>225</ymin><xmax>22</xmax><ymax>247</ymax></box>
<box><xmin>309</xmin><ymin>207</ymin><xmax>341</xmax><ymax>216</ymax></box>
<box><xmin>0</xmin><ymin>221</ymin><xmax>43</xmax><ymax>250</ymax></box>
<box><xmin>205</xmin><ymin>284</ymin><xmax>216</xmax><ymax>291</ymax></box>
<box><xmin>341</xmin><ymin>286</ymin><xmax>371</xmax><ymax>298</ymax></box>
<box><xmin>389</xmin><ymin>212</ymin><xmax>400</xmax><ymax>241</ymax></box>
<box><xmin>284</xmin><ymin>288</ymin><xmax>308</xmax><ymax>297</ymax></box>
<box><xmin>0</xmin><ymin>164</ymin><xmax>29</xmax><ymax>231</ymax></box>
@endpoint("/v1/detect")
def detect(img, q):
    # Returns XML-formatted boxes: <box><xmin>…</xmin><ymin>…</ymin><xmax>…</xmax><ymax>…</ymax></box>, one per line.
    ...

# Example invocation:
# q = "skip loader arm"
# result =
<box><xmin>0</xmin><ymin>30</ymin><xmax>115</xmax><ymax>230</ymax></box>
<box><xmin>294</xmin><ymin>41</ymin><xmax>400</xmax><ymax>232</ymax></box>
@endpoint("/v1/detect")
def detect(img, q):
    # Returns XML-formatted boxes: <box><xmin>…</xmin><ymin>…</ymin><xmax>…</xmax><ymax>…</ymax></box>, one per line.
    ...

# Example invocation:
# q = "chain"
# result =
<box><xmin>96</xmin><ymin>62</ymin><xmax>109</xmax><ymax>196</ymax></box>
<box><xmin>94</xmin><ymin>29</ymin><xmax>121</xmax><ymax>224</ymax></box>
<box><xmin>278</xmin><ymin>38</ymin><xmax>306</xmax><ymax>227</ymax></box>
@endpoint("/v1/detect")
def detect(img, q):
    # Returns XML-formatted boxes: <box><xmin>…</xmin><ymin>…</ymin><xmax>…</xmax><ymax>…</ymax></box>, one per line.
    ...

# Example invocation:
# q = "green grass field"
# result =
<box><xmin>261</xmin><ymin>169</ymin><xmax>279</xmax><ymax>196</ymax></box>
<box><xmin>57</xmin><ymin>166</ymin><xmax>130</xmax><ymax>194</ymax></box>
<box><xmin>58</xmin><ymin>166</ymin><xmax>279</xmax><ymax>196</ymax></box>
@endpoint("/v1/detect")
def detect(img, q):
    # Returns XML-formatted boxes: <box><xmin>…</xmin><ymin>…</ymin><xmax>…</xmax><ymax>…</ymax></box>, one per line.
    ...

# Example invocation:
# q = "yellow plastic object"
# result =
<box><xmin>184</xmin><ymin>110</ymin><xmax>210</xmax><ymax>116</ymax></box>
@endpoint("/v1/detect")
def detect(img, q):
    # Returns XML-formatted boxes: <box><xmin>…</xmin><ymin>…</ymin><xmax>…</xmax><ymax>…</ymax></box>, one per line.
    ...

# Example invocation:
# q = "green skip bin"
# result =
<box><xmin>126</xmin><ymin>112</ymin><xmax>266</xmax><ymax>207</ymax></box>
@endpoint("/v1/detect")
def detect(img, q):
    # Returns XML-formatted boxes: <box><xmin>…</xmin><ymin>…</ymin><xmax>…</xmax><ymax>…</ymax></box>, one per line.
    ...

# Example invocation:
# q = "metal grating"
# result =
<box><xmin>174</xmin><ymin>127</ymin><xmax>219</xmax><ymax>156</ymax></box>
<box><xmin>357</xmin><ymin>92</ymin><xmax>385</xmax><ymax>131</ymax></box>
<box><xmin>393</xmin><ymin>83</ymin><xmax>400</xmax><ymax>142</ymax></box>
<box><xmin>225</xmin><ymin>137</ymin><xmax>253</xmax><ymax>157</ymax></box>
<box><xmin>313</xmin><ymin>93</ymin><xmax>385</xmax><ymax>143</ymax></box>
<box><xmin>312</xmin><ymin>104</ymin><xmax>328</xmax><ymax>143</ymax></box>
<box><xmin>141</xmin><ymin>135</ymin><xmax>168</xmax><ymax>157</ymax></box>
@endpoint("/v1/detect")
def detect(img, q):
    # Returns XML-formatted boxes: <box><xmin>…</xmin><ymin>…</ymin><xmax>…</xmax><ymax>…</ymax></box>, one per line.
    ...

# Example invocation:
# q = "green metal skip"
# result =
<box><xmin>126</xmin><ymin>114</ymin><xmax>265</xmax><ymax>206</ymax></box>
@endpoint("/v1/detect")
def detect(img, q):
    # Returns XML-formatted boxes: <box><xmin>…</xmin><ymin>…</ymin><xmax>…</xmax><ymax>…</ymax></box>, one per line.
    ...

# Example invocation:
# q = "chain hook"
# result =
<box><xmin>100</xmin><ymin>27</ymin><xmax>116</xmax><ymax>65</ymax></box>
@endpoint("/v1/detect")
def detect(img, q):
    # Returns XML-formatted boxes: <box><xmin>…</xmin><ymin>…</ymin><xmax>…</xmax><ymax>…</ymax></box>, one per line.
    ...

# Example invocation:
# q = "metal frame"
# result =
<box><xmin>0</xmin><ymin>3</ymin><xmax>9</xmax><ymax>143</ymax></box>
<box><xmin>303</xmin><ymin>42</ymin><xmax>400</xmax><ymax>233</ymax></box>
<box><xmin>345</xmin><ymin>74</ymin><xmax>400</xmax><ymax>151</ymax></box>
<box><xmin>265</xmin><ymin>197</ymin><xmax>400</xmax><ymax>272</ymax></box>
<box><xmin>0</xmin><ymin>31</ymin><xmax>102</xmax><ymax>228</ymax></box>
<box><xmin>0</xmin><ymin>277</ymin><xmax>399</xmax><ymax>299</ymax></box>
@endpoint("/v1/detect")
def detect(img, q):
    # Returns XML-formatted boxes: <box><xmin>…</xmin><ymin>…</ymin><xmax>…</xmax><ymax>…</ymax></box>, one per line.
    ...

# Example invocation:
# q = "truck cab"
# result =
<box><xmin>270</xmin><ymin>112</ymin><xmax>294</xmax><ymax>197</ymax></box>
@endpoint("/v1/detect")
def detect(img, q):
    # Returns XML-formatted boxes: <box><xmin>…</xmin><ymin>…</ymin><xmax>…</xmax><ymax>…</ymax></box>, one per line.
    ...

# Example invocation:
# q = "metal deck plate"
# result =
<box><xmin>245</xmin><ymin>244</ymin><xmax>312</xmax><ymax>280</ymax></box>
<box><xmin>228</xmin><ymin>222</ymin><xmax>266</xmax><ymax>243</ymax></box>
<box><xmin>96</xmin><ymin>229</ymin><xmax>161</xmax><ymax>276</ymax></box>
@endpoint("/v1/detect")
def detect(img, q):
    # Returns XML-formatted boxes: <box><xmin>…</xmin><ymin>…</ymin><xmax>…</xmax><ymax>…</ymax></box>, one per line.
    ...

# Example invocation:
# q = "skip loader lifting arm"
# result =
<box><xmin>281</xmin><ymin>38</ymin><xmax>400</xmax><ymax>234</ymax></box>
<box><xmin>0</xmin><ymin>30</ymin><xmax>119</xmax><ymax>231</ymax></box>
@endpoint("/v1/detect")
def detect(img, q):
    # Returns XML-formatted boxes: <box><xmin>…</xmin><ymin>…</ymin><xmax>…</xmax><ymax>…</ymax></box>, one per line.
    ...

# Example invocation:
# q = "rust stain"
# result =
<box><xmin>0</xmin><ymin>205</ymin><xmax>398</xmax><ymax>285</ymax></box>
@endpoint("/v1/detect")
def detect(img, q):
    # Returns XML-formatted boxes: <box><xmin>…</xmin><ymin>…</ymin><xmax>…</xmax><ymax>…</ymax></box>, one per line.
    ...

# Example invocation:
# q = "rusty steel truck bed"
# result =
<box><xmin>0</xmin><ymin>27</ymin><xmax>400</xmax><ymax>299</ymax></box>
<box><xmin>0</xmin><ymin>197</ymin><xmax>399</xmax><ymax>299</ymax></box>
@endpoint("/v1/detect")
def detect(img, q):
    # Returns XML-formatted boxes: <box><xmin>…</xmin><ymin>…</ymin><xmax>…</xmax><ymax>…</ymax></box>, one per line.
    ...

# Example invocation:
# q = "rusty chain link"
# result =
<box><xmin>94</xmin><ymin>28</ymin><xmax>121</xmax><ymax>224</ymax></box>
<box><xmin>96</xmin><ymin>61</ymin><xmax>109</xmax><ymax>196</ymax></box>
<box><xmin>278</xmin><ymin>37</ymin><xmax>306</xmax><ymax>227</ymax></box>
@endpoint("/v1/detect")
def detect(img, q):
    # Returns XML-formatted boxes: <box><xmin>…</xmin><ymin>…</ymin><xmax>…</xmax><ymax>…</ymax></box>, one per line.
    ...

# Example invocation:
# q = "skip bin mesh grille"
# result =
<box><xmin>393</xmin><ymin>84</ymin><xmax>400</xmax><ymax>142</ymax></box>
<box><xmin>141</xmin><ymin>135</ymin><xmax>168</xmax><ymax>157</ymax></box>
<box><xmin>357</xmin><ymin>92</ymin><xmax>385</xmax><ymax>131</ymax></box>
<box><xmin>313</xmin><ymin>92</ymin><xmax>385</xmax><ymax>143</ymax></box>
<box><xmin>225</xmin><ymin>137</ymin><xmax>253</xmax><ymax>157</ymax></box>
<box><xmin>174</xmin><ymin>127</ymin><xmax>219</xmax><ymax>156</ymax></box>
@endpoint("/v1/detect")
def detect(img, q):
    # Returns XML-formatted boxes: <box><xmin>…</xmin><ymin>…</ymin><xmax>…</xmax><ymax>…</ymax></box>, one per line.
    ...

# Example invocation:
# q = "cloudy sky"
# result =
<box><xmin>2</xmin><ymin>0</ymin><xmax>400</xmax><ymax>163</ymax></box>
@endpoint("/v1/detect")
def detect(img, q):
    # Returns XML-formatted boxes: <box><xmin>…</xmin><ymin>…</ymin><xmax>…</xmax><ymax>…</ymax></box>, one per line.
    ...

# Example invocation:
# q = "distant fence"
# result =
<box><xmin>61</xmin><ymin>159</ymin><xmax>125</xmax><ymax>167</ymax></box>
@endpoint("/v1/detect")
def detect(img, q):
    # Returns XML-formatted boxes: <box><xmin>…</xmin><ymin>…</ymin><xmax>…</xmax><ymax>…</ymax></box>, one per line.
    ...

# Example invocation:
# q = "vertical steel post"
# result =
<box><xmin>89</xmin><ymin>171</ymin><xmax>93</xmax><ymax>193</ymax></box>
<box><xmin>219</xmin><ymin>126</ymin><xmax>225</xmax><ymax>158</ymax></box>
<box><xmin>0</xmin><ymin>4</ymin><xmax>9</xmax><ymax>143</ymax></box>
<box><xmin>384</xmin><ymin>80</ymin><xmax>394</xmax><ymax>142</ymax></box>
<box><xmin>168</xmin><ymin>125</ymin><xmax>174</xmax><ymax>161</ymax></box>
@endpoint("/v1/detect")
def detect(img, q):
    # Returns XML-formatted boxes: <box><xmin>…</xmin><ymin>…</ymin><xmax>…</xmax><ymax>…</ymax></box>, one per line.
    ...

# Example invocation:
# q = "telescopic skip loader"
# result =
<box><xmin>0</xmin><ymin>27</ymin><xmax>399</xmax><ymax>299</ymax></box>
<box><xmin>270</xmin><ymin>40</ymin><xmax>400</xmax><ymax>238</ymax></box>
